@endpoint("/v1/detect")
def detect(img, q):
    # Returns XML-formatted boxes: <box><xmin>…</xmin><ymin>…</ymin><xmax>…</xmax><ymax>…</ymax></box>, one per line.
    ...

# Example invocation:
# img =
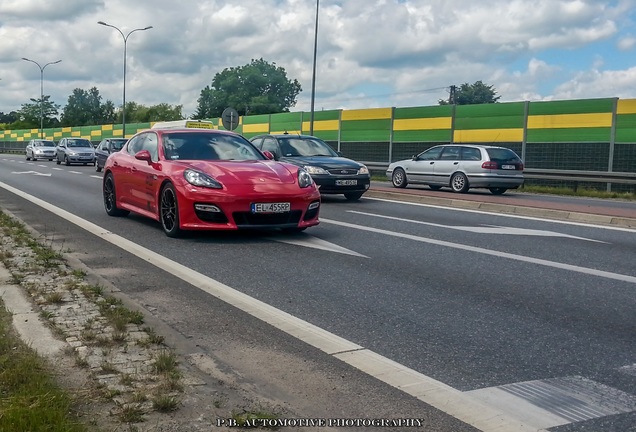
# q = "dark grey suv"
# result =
<box><xmin>250</xmin><ymin>133</ymin><xmax>370</xmax><ymax>201</ymax></box>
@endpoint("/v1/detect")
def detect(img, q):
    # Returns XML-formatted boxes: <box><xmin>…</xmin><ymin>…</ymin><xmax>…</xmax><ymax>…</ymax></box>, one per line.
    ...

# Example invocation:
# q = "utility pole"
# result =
<box><xmin>449</xmin><ymin>85</ymin><xmax>457</xmax><ymax>105</ymax></box>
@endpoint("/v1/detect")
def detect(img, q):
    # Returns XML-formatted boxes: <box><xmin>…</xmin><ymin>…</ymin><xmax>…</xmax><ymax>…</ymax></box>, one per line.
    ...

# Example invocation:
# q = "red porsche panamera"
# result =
<box><xmin>102</xmin><ymin>126</ymin><xmax>321</xmax><ymax>237</ymax></box>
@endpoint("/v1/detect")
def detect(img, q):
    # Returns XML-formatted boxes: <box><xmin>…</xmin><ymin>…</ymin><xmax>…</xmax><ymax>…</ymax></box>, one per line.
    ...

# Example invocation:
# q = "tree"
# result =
<box><xmin>194</xmin><ymin>58</ymin><xmax>302</xmax><ymax>118</ymax></box>
<box><xmin>61</xmin><ymin>87</ymin><xmax>115</xmax><ymax>126</ymax></box>
<box><xmin>120</xmin><ymin>102</ymin><xmax>184</xmax><ymax>123</ymax></box>
<box><xmin>439</xmin><ymin>81</ymin><xmax>501</xmax><ymax>105</ymax></box>
<box><xmin>10</xmin><ymin>96</ymin><xmax>61</xmax><ymax>129</ymax></box>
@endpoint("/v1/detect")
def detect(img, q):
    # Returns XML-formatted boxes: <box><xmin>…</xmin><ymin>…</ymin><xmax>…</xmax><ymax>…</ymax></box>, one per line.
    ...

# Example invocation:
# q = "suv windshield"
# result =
<box><xmin>37</xmin><ymin>141</ymin><xmax>55</xmax><ymax>147</ymax></box>
<box><xmin>278</xmin><ymin>137</ymin><xmax>338</xmax><ymax>157</ymax></box>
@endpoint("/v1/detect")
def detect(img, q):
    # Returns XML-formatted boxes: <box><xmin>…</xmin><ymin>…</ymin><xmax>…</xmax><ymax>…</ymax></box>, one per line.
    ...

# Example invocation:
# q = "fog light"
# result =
<box><xmin>194</xmin><ymin>204</ymin><xmax>221</xmax><ymax>212</ymax></box>
<box><xmin>308</xmin><ymin>201</ymin><xmax>320</xmax><ymax>210</ymax></box>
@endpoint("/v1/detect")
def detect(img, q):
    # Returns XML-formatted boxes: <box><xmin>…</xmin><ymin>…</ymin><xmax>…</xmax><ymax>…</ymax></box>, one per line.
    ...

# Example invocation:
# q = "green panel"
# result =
<box><xmin>615</xmin><ymin>114</ymin><xmax>636</xmax><ymax>143</ymax></box>
<box><xmin>393</xmin><ymin>130</ymin><xmax>452</xmax><ymax>142</ymax></box>
<box><xmin>310</xmin><ymin>110</ymin><xmax>340</xmax><ymax>121</ymax></box>
<box><xmin>270</xmin><ymin>112</ymin><xmax>302</xmax><ymax>132</ymax></box>
<box><xmin>529</xmin><ymin>98</ymin><xmax>615</xmax><ymax>115</ymax></box>
<box><xmin>456</xmin><ymin>102</ymin><xmax>525</xmax><ymax>118</ymax></box>
<box><xmin>527</xmin><ymin>128</ymin><xmax>611</xmax><ymax>142</ymax></box>
<box><xmin>341</xmin><ymin>119</ymin><xmax>390</xmax><ymax>142</ymax></box>
<box><xmin>394</xmin><ymin>105</ymin><xmax>452</xmax><ymax>119</ymax></box>
<box><xmin>312</xmin><ymin>130</ymin><xmax>339</xmax><ymax>141</ymax></box>
<box><xmin>243</xmin><ymin>114</ymin><xmax>270</xmax><ymax>125</ymax></box>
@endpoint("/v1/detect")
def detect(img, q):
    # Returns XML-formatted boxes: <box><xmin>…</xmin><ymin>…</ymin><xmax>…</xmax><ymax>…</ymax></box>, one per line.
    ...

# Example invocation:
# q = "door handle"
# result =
<box><xmin>454</xmin><ymin>162</ymin><xmax>459</xmax><ymax>165</ymax></box>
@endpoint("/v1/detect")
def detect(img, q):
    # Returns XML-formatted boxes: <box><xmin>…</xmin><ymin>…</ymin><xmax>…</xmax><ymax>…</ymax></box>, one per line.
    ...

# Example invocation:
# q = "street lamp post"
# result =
<box><xmin>21</xmin><ymin>58</ymin><xmax>62</xmax><ymax>139</ymax></box>
<box><xmin>309</xmin><ymin>0</ymin><xmax>319</xmax><ymax>136</ymax></box>
<box><xmin>97</xmin><ymin>21</ymin><xmax>153</xmax><ymax>138</ymax></box>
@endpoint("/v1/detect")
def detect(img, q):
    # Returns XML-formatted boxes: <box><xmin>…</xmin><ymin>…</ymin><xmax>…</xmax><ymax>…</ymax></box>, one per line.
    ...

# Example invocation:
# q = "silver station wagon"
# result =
<box><xmin>386</xmin><ymin>144</ymin><xmax>524</xmax><ymax>195</ymax></box>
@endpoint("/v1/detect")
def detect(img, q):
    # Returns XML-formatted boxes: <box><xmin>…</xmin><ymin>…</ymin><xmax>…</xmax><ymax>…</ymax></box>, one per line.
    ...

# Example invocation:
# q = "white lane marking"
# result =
<box><xmin>37</xmin><ymin>164</ymin><xmax>47</xmax><ymax>168</ymax></box>
<box><xmin>272</xmin><ymin>235</ymin><xmax>368</xmax><ymax>257</ymax></box>
<box><xmin>10</xmin><ymin>170</ymin><xmax>51</xmax><ymax>177</ymax></box>
<box><xmin>0</xmin><ymin>180</ymin><xmax>536</xmax><ymax>432</ymax></box>
<box><xmin>91</xmin><ymin>175</ymin><xmax>103</xmax><ymax>179</ymax></box>
<box><xmin>366</xmin><ymin>197</ymin><xmax>636</xmax><ymax>233</ymax></box>
<box><xmin>69</xmin><ymin>171</ymin><xmax>82</xmax><ymax>174</ymax></box>
<box><xmin>321</xmin><ymin>218</ymin><xmax>636</xmax><ymax>284</ymax></box>
<box><xmin>348</xmin><ymin>210</ymin><xmax>604</xmax><ymax>243</ymax></box>
<box><xmin>52</xmin><ymin>168</ymin><xmax>63</xmax><ymax>171</ymax></box>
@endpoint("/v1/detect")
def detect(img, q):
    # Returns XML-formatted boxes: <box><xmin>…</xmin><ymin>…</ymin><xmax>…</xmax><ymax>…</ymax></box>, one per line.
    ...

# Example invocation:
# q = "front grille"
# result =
<box><xmin>79</xmin><ymin>153</ymin><xmax>93</xmax><ymax>157</ymax></box>
<box><xmin>327</xmin><ymin>169</ymin><xmax>358</xmax><ymax>175</ymax></box>
<box><xmin>233</xmin><ymin>210</ymin><xmax>302</xmax><ymax>226</ymax></box>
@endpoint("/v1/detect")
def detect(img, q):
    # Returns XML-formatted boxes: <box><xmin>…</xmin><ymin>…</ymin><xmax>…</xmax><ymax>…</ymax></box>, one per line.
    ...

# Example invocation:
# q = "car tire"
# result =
<box><xmin>392</xmin><ymin>168</ymin><xmax>408</xmax><ymax>188</ymax></box>
<box><xmin>489</xmin><ymin>187</ymin><xmax>508</xmax><ymax>195</ymax></box>
<box><xmin>450</xmin><ymin>172</ymin><xmax>469</xmax><ymax>193</ymax></box>
<box><xmin>160</xmin><ymin>183</ymin><xmax>182</xmax><ymax>238</ymax></box>
<box><xmin>103</xmin><ymin>173</ymin><xmax>129</xmax><ymax>217</ymax></box>
<box><xmin>56</xmin><ymin>158</ymin><xmax>61</xmax><ymax>165</ymax></box>
<box><xmin>344</xmin><ymin>192</ymin><xmax>364</xmax><ymax>201</ymax></box>
<box><xmin>33</xmin><ymin>157</ymin><xmax>37</xmax><ymax>161</ymax></box>
<box><xmin>64</xmin><ymin>156</ymin><xmax>70</xmax><ymax>166</ymax></box>
<box><xmin>26</xmin><ymin>154</ymin><xmax>30</xmax><ymax>160</ymax></box>
<box><xmin>429</xmin><ymin>185</ymin><xmax>442</xmax><ymax>191</ymax></box>
<box><xmin>49</xmin><ymin>159</ymin><xmax>53</xmax><ymax>161</ymax></box>
<box><xmin>96</xmin><ymin>164</ymin><xmax>102</xmax><ymax>173</ymax></box>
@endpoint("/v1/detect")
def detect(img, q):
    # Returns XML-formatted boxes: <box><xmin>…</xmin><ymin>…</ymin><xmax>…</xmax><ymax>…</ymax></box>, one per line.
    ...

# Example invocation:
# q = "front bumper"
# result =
<box><xmin>312</xmin><ymin>174</ymin><xmax>371</xmax><ymax>194</ymax></box>
<box><xmin>176</xmin><ymin>183</ymin><xmax>321</xmax><ymax>231</ymax></box>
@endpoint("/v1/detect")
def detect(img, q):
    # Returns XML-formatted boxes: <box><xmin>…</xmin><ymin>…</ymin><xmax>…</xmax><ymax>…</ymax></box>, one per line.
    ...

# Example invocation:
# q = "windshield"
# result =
<box><xmin>162</xmin><ymin>132</ymin><xmax>264</xmax><ymax>161</ymax></box>
<box><xmin>67</xmin><ymin>139</ymin><xmax>92</xmax><ymax>148</ymax></box>
<box><xmin>36</xmin><ymin>141</ymin><xmax>55</xmax><ymax>147</ymax></box>
<box><xmin>278</xmin><ymin>137</ymin><xmax>338</xmax><ymax>157</ymax></box>
<box><xmin>110</xmin><ymin>139</ymin><xmax>127</xmax><ymax>151</ymax></box>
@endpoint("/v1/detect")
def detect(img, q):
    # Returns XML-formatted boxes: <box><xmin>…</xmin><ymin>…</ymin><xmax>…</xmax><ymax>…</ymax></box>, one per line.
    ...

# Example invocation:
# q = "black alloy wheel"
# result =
<box><xmin>160</xmin><ymin>183</ymin><xmax>182</xmax><ymax>238</ymax></box>
<box><xmin>103</xmin><ymin>173</ymin><xmax>129</xmax><ymax>217</ymax></box>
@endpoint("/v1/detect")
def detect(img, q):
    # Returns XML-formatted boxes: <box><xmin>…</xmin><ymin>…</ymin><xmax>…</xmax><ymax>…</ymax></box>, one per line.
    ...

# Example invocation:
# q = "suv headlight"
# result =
<box><xmin>303</xmin><ymin>165</ymin><xmax>328</xmax><ymax>175</ymax></box>
<box><xmin>184</xmin><ymin>169</ymin><xmax>222</xmax><ymax>189</ymax></box>
<box><xmin>67</xmin><ymin>151</ymin><xmax>77</xmax><ymax>156</ymax></box>
<box><xmin>358</xmin><ymin>166</ymin><xmax>369</xmax><ymax>175</ymax></box>
<box><xmin>298</xmin><ymin>169</ymin><xmax>314</xmax><ymax>188</ymax></box>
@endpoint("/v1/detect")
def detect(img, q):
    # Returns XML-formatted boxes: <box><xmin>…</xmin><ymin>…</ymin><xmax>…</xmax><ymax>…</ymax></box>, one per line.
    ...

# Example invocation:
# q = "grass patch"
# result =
<box><xmin>153</xmin><ymin>350</ymin><xmax>178</xmax><ymax>375</ymax></box>
<box><xmin>71</xmin><ymin>269</ymin><xmax>86</xmax><ymax>279</ymax></box>
<box><xmin>44</xmin><ymin>291</ymin><xmax>65</xmax><ymax>304</ymax></box>
<box><xmin>519</xmin><ymin>184</ymin><xmax>636</xmax><ymax>200</ymax></box>
<box><xmin>118</xmin><ymin>404</ymin><xmax>145</xmax><ymax>423</ymax></box>
<box><xmin>152</xmin><ymin>395</ymin><xmax>179</xmax><ymax>412</ymax></box>
<box><xmin>0</xmin><ymin>300</ymin><xmax>88</xmax><ymax>431</ymax></box>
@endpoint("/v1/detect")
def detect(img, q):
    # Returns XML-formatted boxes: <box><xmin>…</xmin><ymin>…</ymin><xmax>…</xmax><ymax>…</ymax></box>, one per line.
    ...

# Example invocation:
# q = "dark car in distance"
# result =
<box><xmin>249</xmin><ymin>133</ymin><xmax>370</xmax><ymax>201</ymax></box>
<box><xmin>95</xmin><ymin>138</ymin><xmax>128</xmax><ymax>172</ymax></box>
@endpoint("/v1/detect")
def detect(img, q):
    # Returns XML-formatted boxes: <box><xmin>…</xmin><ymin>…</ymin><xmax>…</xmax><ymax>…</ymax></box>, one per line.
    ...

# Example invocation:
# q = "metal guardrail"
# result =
<box><xmin>362</xmin><ymin>162</ymin><xmax>636</xmax><ymax>187</ymax></box>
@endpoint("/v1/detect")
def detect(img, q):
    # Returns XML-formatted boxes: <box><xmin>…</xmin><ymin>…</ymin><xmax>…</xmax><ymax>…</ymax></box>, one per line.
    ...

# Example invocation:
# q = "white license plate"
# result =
<box><xmin>251</xmin><ymin>202</ymin><xmax>290</xmax><ymax>213</ymax></box>
<box><xmin>336</xmin><ymin>179</ymin><xmax>358</xmax><ymax>186</ymax></box>
<box><xmin>501</xmin><ymin>164</ymin><xmax>516</xmax><ymax>170</ymax></box>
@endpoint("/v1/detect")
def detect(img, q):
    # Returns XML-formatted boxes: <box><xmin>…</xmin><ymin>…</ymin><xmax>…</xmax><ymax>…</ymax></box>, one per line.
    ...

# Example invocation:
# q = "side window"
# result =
<box><xmin>440</xmin><ymin>147</ymin><xmax>460</xmax><ymax>160</ymax></box>
<box><xmin>127</xmin><ymin>135</ymin><xmax>147</xmax><ymax>155</ymax></box>
<box><xmin>261</xmin><ymin>138</ymin><xmax>279</xmax><ymax>157</ymax></box>
<box><xmin>418</xmin><ymin>146</ymin><xmax>443</xmax><ymax>161</ymax></box>
<box><xmin>461</xmin><ymin>147</ymin><xmax>482</xmax><ymax>161</ymax></box>
<box><xmin>143</xmin><ymin>133</ymin><xmax>159</xmax><ymax>162</ymax></box>
<box><xmin>98</xmin><ymin>141</ymin><xmax>106</xmax><ymax>151</ymax></box>
<box><xmin>250</xmin><ymin>137</ymin><xmax>263</xmax><ymax>148</ymax></box>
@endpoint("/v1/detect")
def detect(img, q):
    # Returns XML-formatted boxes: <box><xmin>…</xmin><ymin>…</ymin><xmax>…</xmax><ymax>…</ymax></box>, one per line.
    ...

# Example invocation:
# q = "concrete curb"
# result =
<box><xmin>365</xmin><ymin>190</ymin><xmax>636</xmax><ymax>229</ymax></box>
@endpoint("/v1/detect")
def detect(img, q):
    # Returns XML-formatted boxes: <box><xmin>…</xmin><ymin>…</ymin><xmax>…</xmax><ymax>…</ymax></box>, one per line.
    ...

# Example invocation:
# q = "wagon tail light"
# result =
<box><xmin>481</xmin><ymin>161</ymin><xmax>498</xmax><ymax>169</ymax></box>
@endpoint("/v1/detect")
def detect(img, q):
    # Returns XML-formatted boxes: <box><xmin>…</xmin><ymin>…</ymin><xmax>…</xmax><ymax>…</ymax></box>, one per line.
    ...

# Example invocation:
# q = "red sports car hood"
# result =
<box><xmin>176</xmin><ymin>160</ymin><xmax>297</xmax><ymax>185</ymax></box>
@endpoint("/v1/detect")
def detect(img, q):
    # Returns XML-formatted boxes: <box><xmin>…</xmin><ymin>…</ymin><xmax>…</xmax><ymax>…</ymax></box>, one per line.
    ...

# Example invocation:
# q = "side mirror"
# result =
<box><xmin>337</xmin><ymin>151</ymin><xmax>343</xmax><ymax>157</ymax></box>
<box><xmin>262</xmin><ymin>150</ymin><xmax>275</xmax><ymax>160</ymax></box>
<box><xmin>134</xmin><ymin>150</ymin><xmax>152</xmax><ymax>163</ymax></box>
<box><xmin>411</xmin><ymin>154</ymin><xmax>417</xmax><ymax>160</ymax></box>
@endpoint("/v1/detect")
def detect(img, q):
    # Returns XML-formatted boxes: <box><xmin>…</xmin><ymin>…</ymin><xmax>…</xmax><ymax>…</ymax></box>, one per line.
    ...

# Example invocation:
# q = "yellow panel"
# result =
<box><xmin>301</xmin><ymin>120</ymin><xmax>339</xmax><ymax>132</ymax></box>
<box><xmin>394</xmin><ymin>117</ymin><xmax>452</xmax><ymax>131</ymax></box>
<box><xmin>102</xmin><ymin>124</ymin><xmax>113</xmax><ymax>131</ymax></box>
<box><xmin>454</xmin><ymin>128</ymin><xmax>524</xmax><ymax>143</ymax></box>
<box><xmin>71</xmin><ymin>131</ymin><xmax>81</xmax><ymax>137</ymax></box>
<box><xmin>242</xmin><ymin>123</ymin><xmax>269</xmax><ymax>133</ymax></box>
<box><xmin>31</xmin><ymin>128</ymin><xmax>38</xmax><ymax>133</ymax></box>
<box><xmin>62</xmin><ymin>127</ymin><xmax>72</xmax><ymax>133</ymax></box>
<box><xmin>24</xmin><ymin>133</ymin><xmax>32</xmax><ymax>138</ymax></box>
<box><xmin>54</xmin><ymin>131</ymin><xmax>62</xmax><ymax>137</ymax></box>
<box><xmin>11</xmin><ymin>133</ymin><xmax>17</xmax><ymax>138</ymax></box>
<box><xmin>341</xmin><ymin>108</ymin><xmax>391</xmax><ymax>121</ymax></box>
<box><xmin>617</xmin><ymin>99</ymin><xmax>636</xmax><ymax>114</ymax></box>
<box><xmin>527</xmin><ymin>113</ymin><xmax>611</xmax><ymax>129</ymax></box>
<box><xmin>17</xmin><ymin>137</ymin><xmax>25</xmax><ymax>141</ymax></box>
<box><xmin>91</xmin><ymin>130</ymin><xmax>102</xmax><ymax>136</ymax></box>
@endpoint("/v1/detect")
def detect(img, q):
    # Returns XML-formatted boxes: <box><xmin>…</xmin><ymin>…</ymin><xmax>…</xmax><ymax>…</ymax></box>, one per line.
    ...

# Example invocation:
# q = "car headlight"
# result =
<box><xmin>298</xmin><ymin>169</ymin><xmax>314</xmax><ymax>188</ymax></box>
<box><xmin>184</xmin><ymin>169</ymin><xmax>222</xmax><ymax>189</ymax></box>
<box><xmin>358</xmin><ymin>166</ymin><xmax>369</xmax><ymax>175</ymax></box>
<box><xmin>303</xmin><ymin>165</ymin><xmax>329</xmax><ymax>175</ymax></box>
<box><xmin>67</xmin><ymin>151</ymin><xmax>77</xmax><ymax>156</ymax></box>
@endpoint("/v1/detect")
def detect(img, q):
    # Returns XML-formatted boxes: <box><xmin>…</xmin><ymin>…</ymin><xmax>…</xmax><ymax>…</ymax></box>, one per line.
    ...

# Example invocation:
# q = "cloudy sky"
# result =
<box><xmin>1</xmin><ymin>0</ymin><xmax>636</xmax><ymax>118</ymax></box>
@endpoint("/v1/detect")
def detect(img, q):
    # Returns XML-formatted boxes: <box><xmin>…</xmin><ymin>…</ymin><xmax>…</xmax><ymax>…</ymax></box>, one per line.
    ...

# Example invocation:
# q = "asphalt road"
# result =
<box><xmin>1</xmin><ymin>154</ymin><xmax>635</xmax><ymax>432</ymax></box>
